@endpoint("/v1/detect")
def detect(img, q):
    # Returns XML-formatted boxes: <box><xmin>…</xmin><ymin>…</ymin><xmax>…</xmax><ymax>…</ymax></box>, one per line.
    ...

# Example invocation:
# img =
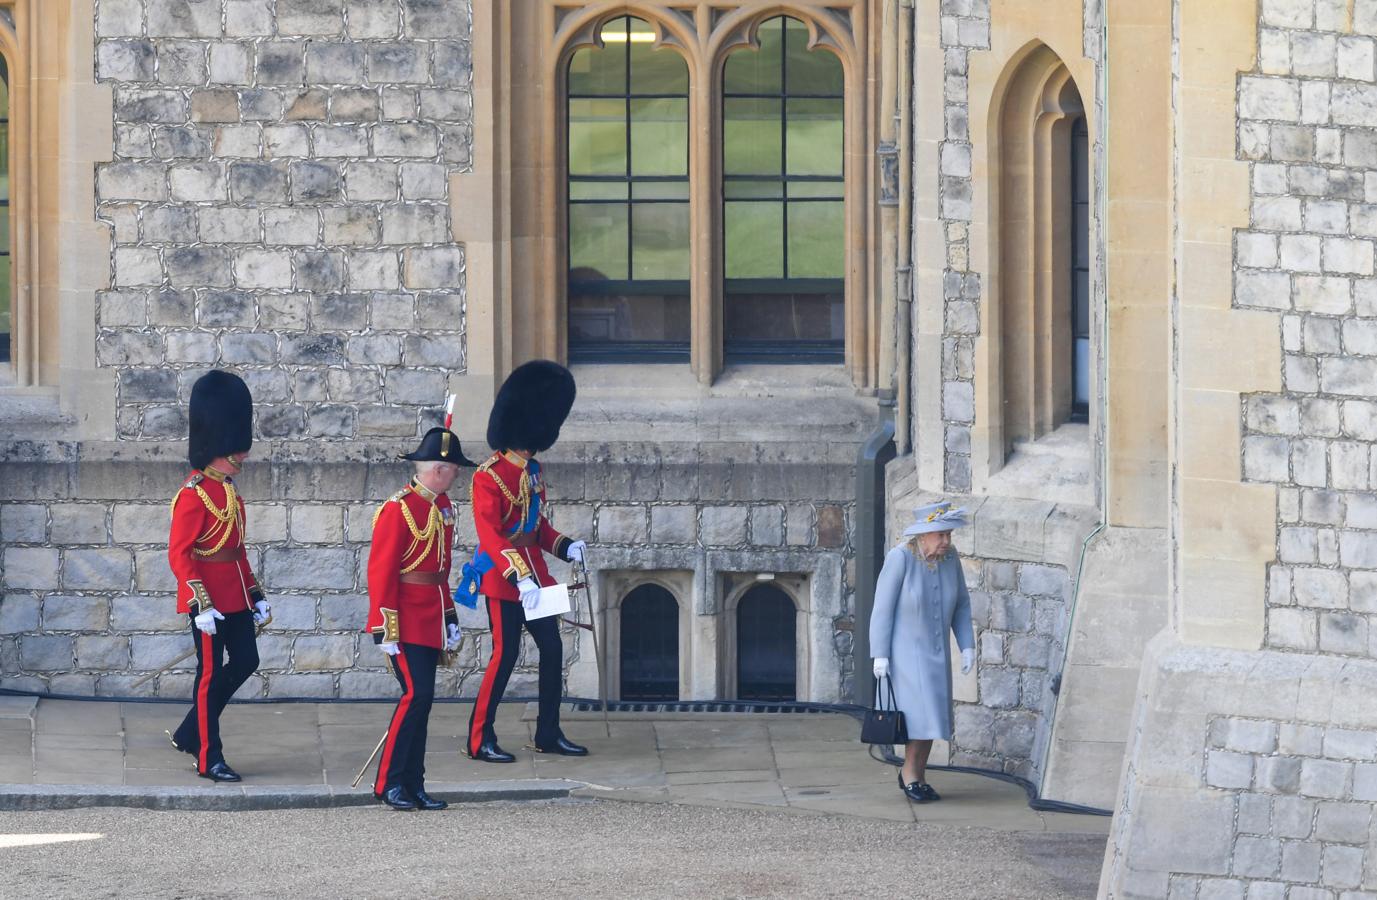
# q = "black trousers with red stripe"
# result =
<box><xmin>467</xmin><ymin>596</ymin><xmax>564</xmax><ymax>755</ymax></box>
<box><xmin>374</xmin><ymin>643</ymin><xmax>439</xmax><ymax>797</ymax></box>
<box><xmin>172</xmin><ymin>610</ymin><xmax>259</xmax><ymax>773</ymax></box>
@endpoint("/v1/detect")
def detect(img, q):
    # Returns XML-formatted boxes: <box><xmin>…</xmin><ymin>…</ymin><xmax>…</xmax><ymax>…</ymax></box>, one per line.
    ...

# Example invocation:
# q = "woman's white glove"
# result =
<box><xmin>252</xmin><ymin>600</ymin><xmax>271</xmax><ymax>626</ymax></box>
<box><xmin>380</xmin><ymin>641</ymin><xmax>401</xmax><ymax>657</ymax></box>
<box><xmin>961</xmin><ymin>648</ymin><xmax>976</xmax><ymax>675</ymax></box>
<box><xmin>872</xmin><ymin>657</ymin><xmax>890</xmax><ymax>679</ymax></box>
<box><xmin>193</xmin><ymin>608</ymin><xmax>225</xmax><ymax>635</ymax></box>
<box><xmin>518</xmin><ymin>577</ymin><xmax>541</xmax><ymax>610</ymax></box>
<box><xmin>445</xmin><ymin>622</ymin><xmax>462</xmax><ymax>652</ymax></box>
<box><xmin>567</xmin><ymin>540</ymin><xmax>587</xmax><ymax>563</ymax></box>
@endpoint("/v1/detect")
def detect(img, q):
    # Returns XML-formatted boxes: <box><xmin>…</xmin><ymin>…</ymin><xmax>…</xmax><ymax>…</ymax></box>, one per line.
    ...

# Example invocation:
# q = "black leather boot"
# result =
<box><xmin>531</xmin><ymin>735</ymin><xmax>589</xmax><ymax>757</ymax></box>
<box><xmin>468</xmin><ymin>741</ymin><xmax>516</xmax><ymax>763</ymax></box>
<box><xmin>411</xmin><ymin>789</ymin><xmax>448</xmax><ymax>811</ymax></box>
<box><xmin>199</xmin><ymin>761</ymin><xmax>242</xmax><ymax>783</ymax></box>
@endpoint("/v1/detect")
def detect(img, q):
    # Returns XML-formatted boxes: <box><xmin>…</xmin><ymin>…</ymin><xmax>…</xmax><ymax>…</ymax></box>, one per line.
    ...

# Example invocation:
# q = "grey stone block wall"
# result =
<box><xmin>94</xmin><ymin>0</ymin><xmax>474</xmax><ymax>441</ymax></box>
<box><xmin>0</xmin><ymin>441</ymin><xmax>856</xmax><ymax>700</ymax></box>
<box><xmin>1235</xmin><ymin>2</ymin><xmax>1377</xmax><ymax>658</ymax></box>
<box><xmin>934</xmin><ymin>0</ymin><xmax>991</xmax><ymax>493</ymax></box>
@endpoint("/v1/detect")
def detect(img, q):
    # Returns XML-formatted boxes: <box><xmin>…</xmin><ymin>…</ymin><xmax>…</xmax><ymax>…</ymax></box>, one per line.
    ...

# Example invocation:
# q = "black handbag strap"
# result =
<box><xmin>872</xmin><ymin>675</ymin><xmax>899</xmax><ymax>712</ymax></box>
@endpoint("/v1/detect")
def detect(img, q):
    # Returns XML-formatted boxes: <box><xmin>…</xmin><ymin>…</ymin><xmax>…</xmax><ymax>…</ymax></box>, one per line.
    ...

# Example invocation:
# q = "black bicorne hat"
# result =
<box><xmin>188</xmin><ymin>370</ymin><xmax>253</xmax><ymax>470</ymax></box>
<box><xmin>486</xmin><ymin>359</ymin><xmax>576</xmax><ymax>453</ymax></box>
<box><xmin>399</xmin><ymin>427</ymin><xmax>478</xmax><ymax>467</ymax></box>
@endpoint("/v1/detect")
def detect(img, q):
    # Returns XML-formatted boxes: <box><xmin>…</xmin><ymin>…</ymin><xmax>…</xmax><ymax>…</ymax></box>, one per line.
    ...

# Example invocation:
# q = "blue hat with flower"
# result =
<box><xmin>902</xmin><ymin>501</ymin><xmax>969</xmax><ymax>536</ymax></box>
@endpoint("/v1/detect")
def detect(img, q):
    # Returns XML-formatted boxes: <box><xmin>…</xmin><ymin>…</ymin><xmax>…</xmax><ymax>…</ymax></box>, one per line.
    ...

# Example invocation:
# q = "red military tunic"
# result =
<box><xmin>168</xmin><ymin>468</ymin><xmax>260</xmax><ymax>615</ymax></box>
<box><xmin>472</xmin><ymin>451</ymin><xmax>573</xmax><ymax>601</ymax></box>
<box><xmin>366</xmin><ymin>480</ymin><xmax>458</xmax><ymax>650</ymax></box>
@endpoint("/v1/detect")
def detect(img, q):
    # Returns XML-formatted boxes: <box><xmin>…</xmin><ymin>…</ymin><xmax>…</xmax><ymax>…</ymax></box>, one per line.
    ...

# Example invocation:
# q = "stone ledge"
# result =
<box><xmin>0</xmin><ymin>778</ymin><xmax>580</xmax><ymax>812</ymax></box>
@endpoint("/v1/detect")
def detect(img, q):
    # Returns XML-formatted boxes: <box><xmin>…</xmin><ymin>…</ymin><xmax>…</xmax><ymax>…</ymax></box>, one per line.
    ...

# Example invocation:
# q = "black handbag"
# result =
<box><xmin>861</xmin><ymin>675</ymin><xmax>908</xmax><ymax>744</ymax></box>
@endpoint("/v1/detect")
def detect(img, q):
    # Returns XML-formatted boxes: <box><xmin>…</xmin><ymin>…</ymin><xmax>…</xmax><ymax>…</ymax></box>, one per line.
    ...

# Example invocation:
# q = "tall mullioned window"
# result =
<box><xmin>722</xmin><ymin>15</ymin><xmax>844</xmax><ymax>363</ymax></box>
<box><xmin>566</xmin><ymin>16</ymin><xmax>691</xmax><ymax>362</ymax></box>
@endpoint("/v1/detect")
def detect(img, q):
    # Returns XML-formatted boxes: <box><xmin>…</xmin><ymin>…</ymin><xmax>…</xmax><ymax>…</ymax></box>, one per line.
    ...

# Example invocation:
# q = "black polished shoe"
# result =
<box><xmin>380</xmin><ymin>785</ymin><xmax>417</xmax><ymax>810</ymax></box>
<box><xmin>166</xmin><ymin>730</ymin><xmax>195</xmax><ymax>757</ymax></box>
<box><xmin>917</xmin><ymin>782</ymin><xmax>942</xmax><ymax>802</ymax></box>
<box><xmin>467</xmin><ymin>741</ymin><xmax>515</xmax><ymax>763</ymax></box>
<box><xmin>199</xmin><ymin>761</ymin><xmax>242</xmax><ymax>783</ymax></box>
<box><xmin>531</xmin><ymin>735</ymin><xmax>589</xmax><ymax>757</ymax></box>
<box><xmin>898</xmin><ymin>772</ymin><xmax>930</xmax><ymax>803</ymax></box>
<box><xmin>411</xmin><ymin>789</ymin><xmax>448</xmax><ymax>811</ymax></box>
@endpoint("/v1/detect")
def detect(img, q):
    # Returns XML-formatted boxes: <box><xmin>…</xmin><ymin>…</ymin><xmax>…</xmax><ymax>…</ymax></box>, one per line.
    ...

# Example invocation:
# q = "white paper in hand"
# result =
<box><xmin>523</xmin><ymin>583</ymin><xmax>571</xmax><ymax>621</ymax></box>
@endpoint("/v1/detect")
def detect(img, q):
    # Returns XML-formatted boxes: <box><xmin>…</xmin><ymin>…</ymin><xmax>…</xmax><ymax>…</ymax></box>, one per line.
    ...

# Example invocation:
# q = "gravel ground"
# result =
<box><xmin>0</xmin><ymin>800</ymin><xmax>1105</xmax><ymax>899</ymax></box>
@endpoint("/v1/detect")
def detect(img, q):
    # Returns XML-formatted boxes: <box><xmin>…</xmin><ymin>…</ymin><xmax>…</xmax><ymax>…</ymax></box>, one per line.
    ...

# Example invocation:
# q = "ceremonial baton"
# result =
<box><xmin>574</xmin><ymin>557</ymin><xmax>610</xmax><ymax>738</ymax></box>
<box><xmin>133</xmin><ymin>612</ymin><xmax>273</xmax><ymax>689</ymax></box>
<box><xmin>352</xmin><ymin>730</ymin><xmax>389</xmax><ymax>789</ymax></box>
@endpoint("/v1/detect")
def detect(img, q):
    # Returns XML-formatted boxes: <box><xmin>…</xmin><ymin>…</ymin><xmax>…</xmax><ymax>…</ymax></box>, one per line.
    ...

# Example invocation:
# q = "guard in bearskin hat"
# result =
<box><xmin>166</xmin><ymin>370</ymin><xmax>268</xmax><ymax>782</ymax></box>
<box><xmin>465</xmin><ymin>360</ymin><xmax>590</xmax><ymax>762</ymax></box>
<box><xmin>365</xmin><ymin>421</ymin><xmax>476</xmax><ymax>810</ymax></box>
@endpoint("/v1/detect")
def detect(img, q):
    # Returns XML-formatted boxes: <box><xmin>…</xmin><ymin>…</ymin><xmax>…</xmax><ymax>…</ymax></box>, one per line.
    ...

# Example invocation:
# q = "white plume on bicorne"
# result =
<box><xmin>444</xmin><ymin>393</ymin><xmax>456</xmax><ymax>430</ymax></box>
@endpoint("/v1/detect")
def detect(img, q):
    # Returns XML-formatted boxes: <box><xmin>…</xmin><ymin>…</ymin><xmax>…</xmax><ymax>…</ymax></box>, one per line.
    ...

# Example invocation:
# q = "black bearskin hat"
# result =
<box><xmin>400</xmin><ymin>427</ymin><xmax>478</xmax><ymax>467</ymax></box>
<box><xmin>486</xmin><ymin>360</ymin><xmax>576</xmax><ymax>453</ymax></box>
<box><xmin>188</xmin><ymin>370</ymin><xmax>253</xmax><ymax>470</ymax></box>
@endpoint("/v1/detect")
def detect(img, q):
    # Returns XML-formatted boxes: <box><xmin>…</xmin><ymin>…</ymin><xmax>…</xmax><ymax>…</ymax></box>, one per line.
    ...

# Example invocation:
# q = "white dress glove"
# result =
<box><xmin>380</xmin><ymin>641</ymin><xmax>401</xmax><ymax>657</ymax></box>
<box><xmin>873</xmin><ymin>657</ymin><xmax>890</xmax><ymax>679</ymax></box>
<box><xmin>445</xmin><ymin>622</ymin><xmax>462</xmax><ymax>652</ymax></box>
<box><xmin>567</xmin><ymin>540</ymin><xmax>587</xmax><ymax>564</ymax></box>
<box><xmin>518</xmin><ymin>577</ymin><xmax>541</xmax><ymax>610</ymax></box>
<box><xmin>193</xmin><ymin>608</ymin><xmax>225</xmax><ymax>635</ymax></box>
<box><xmin>252</xmin><ymin>600</ymin><xmax>271</xmax><ymax>626</ymax></box>
<box><xmin>961</xmin><ymin>647</ymin><xmax>976</xmax><ymax>675</ymax></box>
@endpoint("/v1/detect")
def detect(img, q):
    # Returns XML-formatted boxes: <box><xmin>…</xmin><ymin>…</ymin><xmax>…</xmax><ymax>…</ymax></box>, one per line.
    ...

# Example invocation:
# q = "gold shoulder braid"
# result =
<box><xmin>192</xmin><ymin>479</ymin><xmax>243</xmax><ymax>558</ymax></box>
<box><xmin>371</xmin><ymin>487</ymin><xmax>411</xmax><ymax>530</ymax></box>
<box><xmin>169</xmin><ymin>473</ymin><xmax>205</xmax><ymax>519</ymax></box>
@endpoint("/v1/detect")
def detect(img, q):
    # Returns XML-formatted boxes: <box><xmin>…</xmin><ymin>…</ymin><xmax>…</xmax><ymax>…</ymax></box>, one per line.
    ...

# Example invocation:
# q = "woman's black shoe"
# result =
<box><xmin>898</xmin><ymin>771</ymin><xmax>931</xmax><ymax>803</ymax></box>
<box><xmin>412</xmin><ymin>789</ymin><xmax>448</xmax><ymax>811</ymax></box>
<box><xmin>917</xmin><ymin>782</ymin><xmax>942</xmax><ymax>802</ymax></box>
<box><xmin>199</xmin><ymin>761</ymin><xmax>242</xmax><ymax>783</ymax></box>
<box><xmin>468</xmin><ymin>741</ymin><xmax>516</xmax><ymax>763</ymax></box>
<box><xmin>530</xmin><ymin>736</ymin><xmax>588</xmax><ymax>757</ymax></box>
<box><xmin>380</xmin><ymin>785</ymin><xmax>417</xmax><ymax>810</ymax></box>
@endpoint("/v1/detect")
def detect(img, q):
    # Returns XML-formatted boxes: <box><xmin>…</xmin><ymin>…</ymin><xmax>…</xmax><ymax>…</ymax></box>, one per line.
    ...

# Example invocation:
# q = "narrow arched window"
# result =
<box><xmin>736</xmin><ymin>584</ymin><xmax>797</xmax><ymax>700</ymax></box>
<box><xmin>619</xmin><ymin>583</ymin><xmax>679</xmax><ymax>700</ymax></box>
<box><xmin>1070</xmin><ymin>115</ymin><xmax>1089</xmax><ymax>422</ymax></box>
<box><xmin>722</xmin><ymin>16</ymin><xmax>844</xmax><ymax>363</ymax></box>
<box><xmin>566</xmin><ymin>16</ymin><xmax>691</xmax><ymax>362</ymax></box>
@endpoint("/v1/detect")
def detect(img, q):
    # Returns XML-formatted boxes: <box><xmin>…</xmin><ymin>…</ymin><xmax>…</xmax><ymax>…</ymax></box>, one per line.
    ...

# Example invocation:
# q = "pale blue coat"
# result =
<box><xmin>869</xmin><ymin>543</ymin><xmax>975</xmax><ymax>740</ymax></box>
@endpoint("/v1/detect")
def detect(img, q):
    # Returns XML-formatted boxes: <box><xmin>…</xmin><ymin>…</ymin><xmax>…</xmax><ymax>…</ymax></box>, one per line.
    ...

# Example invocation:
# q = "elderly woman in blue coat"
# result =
<box><xmin>870</xmin><ymin>501</ymin><xmax>975</xmax><ymax>803</ymax></box>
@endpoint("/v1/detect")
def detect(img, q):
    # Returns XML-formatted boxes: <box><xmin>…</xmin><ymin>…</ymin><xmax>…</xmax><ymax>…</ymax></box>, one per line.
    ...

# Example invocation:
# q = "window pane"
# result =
<box><xmin>785</xmin><ymin>99</ymin><xmax>843</xmax><ymax>176</ymax></box>
<box><xmin>569</xmin><ymin>18</ymin><xmax>627</xmax><ymax>96</ymax></box>
<box><xmin>629</xmin><ymin>19</ymin><xmax>687</xmax><ymax>95</ymax></box>
<box><xmin>724</xmin><ymin>178</ymin><xmax>784</xmax><ymax>200</ymax></box>
<box><xmin>725</xmin><ymin>201</ymin><xmax>784</xmax><ymax>279</ymax></box>
<box><xmin>569</xmin><ymin>98</ymin><xmax>626</xmax><ymax>175</ymax></box>
<box><xmin>630</xmin><ymin>98</ymin><xmax>687</xmax><ymax>176</ymax></box>
<box><xmin>631</xmin><ymin>201</ymin><xmax>690</xmax><ymax>280</ymax></box>
<box><xmin>786</xmin><ymin>180</ymin><xmax>843</xmax><ymax>199</ymax></box>
<box><xmin>569</xmin><ymin>202</ymin><xmax>628</xmax><ymax>280</ymax></box>
<box><xmin>787</xmin><ymin>201</ymin><xmax>844</xmax><ymax>279</ymax></box>
<box><xmin>570</xmin><ymin>181</ymin><xmax>627</xmax><ymax>201</ymax></box>
<box><xmin>724</xmin><ymin>16</ymin><xmax>784</xmax><ymax>94</ymax></box>
<box><xmin>724</xmin><ymin>98</ymin><xmax>782</xmax><ymax>175</ymax></box>
<box><xmin>568</xmin><ymin>289</ymin><xmax>691</xmax><ymax>355</ymax></box>
<box><xmin>723</xmin><ymin>287</ymin><xmax>844</xmax><ymax>361</ymax></box>
<box><xmin>784</xmin><ymin>18</ymin><xmax>843</xmax><ymax>95</ymax></box>
<box><xmin>631</xmin><ymin>181</ymin><xmax>689</xmax><ymax>200</ymax></box>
